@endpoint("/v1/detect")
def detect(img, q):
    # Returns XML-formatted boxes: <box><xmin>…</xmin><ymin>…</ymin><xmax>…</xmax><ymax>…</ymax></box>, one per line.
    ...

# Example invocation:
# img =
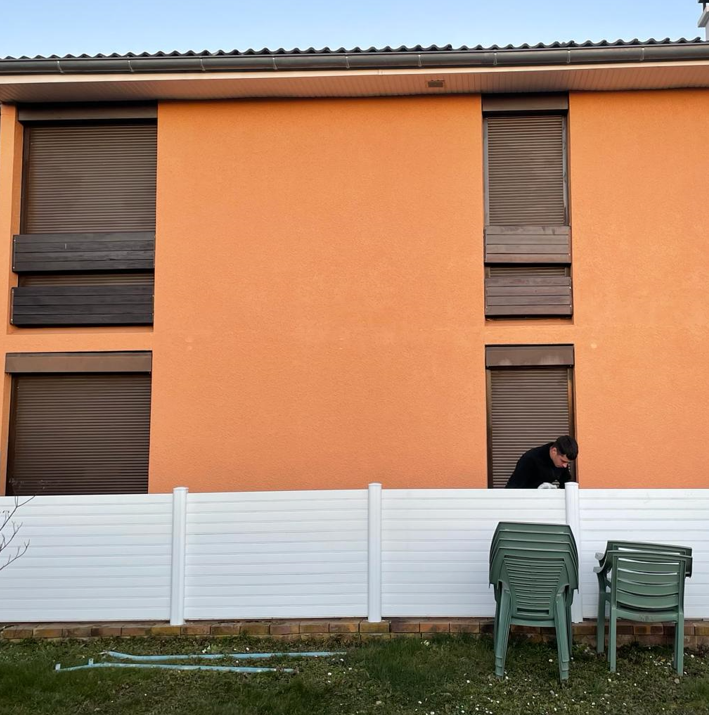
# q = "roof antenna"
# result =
<box><xmin>699</xmin><ymin>1</ymin><xmax>709</xmax><ymax>40</ymax></box>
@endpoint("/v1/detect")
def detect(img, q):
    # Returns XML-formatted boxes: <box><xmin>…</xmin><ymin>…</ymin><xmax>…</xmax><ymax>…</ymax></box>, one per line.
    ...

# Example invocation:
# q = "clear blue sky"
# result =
<box><xmin>0</xmin><ymin>0</ymin><xmax>702</xmax><ymax>59</ymax></box>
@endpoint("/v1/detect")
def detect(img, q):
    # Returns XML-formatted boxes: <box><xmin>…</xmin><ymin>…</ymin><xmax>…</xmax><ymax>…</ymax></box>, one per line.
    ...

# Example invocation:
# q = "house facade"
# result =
<box><xmin>0</xmin><ymin>41</ymin><xmax>708</xmax><ymax>495</ymax></box>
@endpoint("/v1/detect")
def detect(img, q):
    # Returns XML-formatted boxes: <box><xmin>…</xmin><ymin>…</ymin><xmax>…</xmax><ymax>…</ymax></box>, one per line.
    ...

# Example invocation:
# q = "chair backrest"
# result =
<box><xmin>500</xmin><ymin>555</ymin><xmax>571</xmax><ymax>621</ymax></box>
<box><xmin>492</xmin><ymin>532</ymin><xmax>578</xmax><ymax>563</ymax></box>
<box><xmin>493</xmin><ymin>521</ymin><xmax>577</xmax><ymax>551</ymax></box>
<box><xmin>491</xmin><ymin>545</ymin><xmax>579</xmax><ymax>591</ymax></box>
<box><xmin>491</xmin><ymin>523</ymin><xmax>579</xmax><ymax>579</ymax></box>
<box><xmin>609</xmin><ymin>551</ymin><xmax>692</xmax><ymax>614</ymax></box>
<box><xmin>495</xmin><ymin>521</ymin><xmax>575</xmax><ymax>538</ymax></box>
<box><xmin>602</xmin><ymin>541</ymin><xmax>693</xmax><ymax>577</ymax></box>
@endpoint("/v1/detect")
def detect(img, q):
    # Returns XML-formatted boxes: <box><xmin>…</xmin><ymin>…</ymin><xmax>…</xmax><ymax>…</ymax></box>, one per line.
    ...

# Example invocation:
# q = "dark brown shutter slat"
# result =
<box><xmin>484</xmin><ymin>225</ymin><xmax>570</xmax><ymax>264</ymax></box>
<box><xmin>13</xmin><ymin>231</ymin><xmax>155</xmax><ymax>272</ymax></box>
<box><xmin>487</xmin><ymin>266</ymin><xmax>569</xmax><ymax>277</ymax></box>
<box><xmin>8</xmin><ymin>374</ymin><xmax>151</xmax><ymax>495</ymax></box>
<box><xmin>489</xmin><ymin>368</ymin><xmax>571</xmax><ymax>488</ymax></box>
<box><xmin>485</xmin><ymin>265</ymin><xmax>572</xmax><ymax>317</ymax></box>
<box><xmin>19</xmin><ymin>272</ymin><xmax>154</xmax><ymax>286</ymax></box>
<box><xmin>24</xmin><ymin>124</ymin><xmax>156</xmax><ymax>234</ymax></box>
<box><xmin>486</xmin><ymin>115</ymin><xmax>566</xmax><ymax>227</ymax></box>
<box><xmin>11</xmin><ymin>285</ymin><xmax>154</xmax><ymax>327</ymax></box>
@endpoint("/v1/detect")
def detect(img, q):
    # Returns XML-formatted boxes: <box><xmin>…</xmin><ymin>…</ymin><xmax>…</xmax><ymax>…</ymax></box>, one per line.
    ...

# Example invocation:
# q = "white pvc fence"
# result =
<box><xmin>0</xmin><ymin>484</ymin><xmax>707</xmax><ymax>624</ymax></box>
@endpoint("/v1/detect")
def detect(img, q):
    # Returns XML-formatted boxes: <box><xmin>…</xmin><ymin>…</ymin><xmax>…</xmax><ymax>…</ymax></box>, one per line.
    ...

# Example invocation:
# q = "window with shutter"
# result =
<box><xmin>486</xmin><ymin>345</ymin><xmax>575</xmax><ymax>489</ymax></box>
<box><xmin>14</xmin><ymin>110</ymin><xmax>156</xmax><ymax>327</ymax></box>
<box><xmin>23</xmin><ymin>123</ymin><xmax>156</xmax><ymax>234</ymax></box>
<box><xmin>483</xmin><ymin>95</ymin><xmax>572</xmax><ymax>318</ymax></box>
<box><xmin>6</xmin><ymin>354</ymin><xmax>152</xmax><ymax>495</ymax></box>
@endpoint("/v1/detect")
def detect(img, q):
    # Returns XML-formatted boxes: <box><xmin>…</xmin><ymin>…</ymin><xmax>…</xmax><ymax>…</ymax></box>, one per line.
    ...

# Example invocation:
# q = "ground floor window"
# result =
<box><xmin>486</xmin><ymin>345</ymin><xmax>575</xmax><ymax>489</ymax></box>
<box><xmin>6</xmin><ymin>353</ymin><xmax>151</xmax><ymax>495</ymax></box>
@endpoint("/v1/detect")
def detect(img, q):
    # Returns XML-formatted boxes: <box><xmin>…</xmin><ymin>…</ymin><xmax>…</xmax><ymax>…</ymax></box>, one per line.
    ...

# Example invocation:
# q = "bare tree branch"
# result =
<box><xmin>0</xmin><ymin>495</ymin><xmax>33</xmax><ymax>573</ymax></box>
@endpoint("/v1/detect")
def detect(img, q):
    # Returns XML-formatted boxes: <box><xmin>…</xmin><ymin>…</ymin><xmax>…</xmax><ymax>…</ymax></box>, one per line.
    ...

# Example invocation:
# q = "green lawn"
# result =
<box><xmin>0</xmin><ymin>635</ymin><xmax>707</xmax><ymax>715</ymax></box>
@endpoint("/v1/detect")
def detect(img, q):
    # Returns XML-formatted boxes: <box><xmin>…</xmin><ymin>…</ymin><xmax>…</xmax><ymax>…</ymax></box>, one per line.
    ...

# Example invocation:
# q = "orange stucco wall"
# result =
<box><xmin>1</xmin><ymin>90</ymin><xmax>708</xmax><ymax>492</ymax></box>
<box><xmin>566</xmin><ymin>90</ymin><xmax>709</xmax><ymax>488</ymax></box>
<box><xmin>149</xmin><ymin>96</ymin><xmax>486</xmax><ymax>491</ymax></box>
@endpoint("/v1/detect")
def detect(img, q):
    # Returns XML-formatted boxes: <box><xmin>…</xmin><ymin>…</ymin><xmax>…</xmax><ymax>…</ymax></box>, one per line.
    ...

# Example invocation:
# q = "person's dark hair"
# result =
<box><xmin>554</xmin><ymin>435</ymin><xmax>578</xmax><ymax>460</ymax></box>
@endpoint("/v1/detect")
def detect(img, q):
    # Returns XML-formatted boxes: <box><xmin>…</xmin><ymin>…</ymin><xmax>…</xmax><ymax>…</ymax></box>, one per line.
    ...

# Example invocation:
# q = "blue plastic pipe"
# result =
<box><xmin>55</xmin><ymin>659</ymin><xmax>293</xmax><ymax>674</ymax></box>
<box><xmin>102</xmin><ymin>650</ymin><xmax>346</xmax><ymax>661</ymax></box>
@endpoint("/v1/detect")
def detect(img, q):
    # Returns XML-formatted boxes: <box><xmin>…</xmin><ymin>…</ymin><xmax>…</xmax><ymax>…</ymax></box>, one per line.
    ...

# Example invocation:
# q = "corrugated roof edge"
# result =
<box><xmin>0</xmin><ymin>38</ymin><xmax>707</xmax><ymax>74</ymax></box>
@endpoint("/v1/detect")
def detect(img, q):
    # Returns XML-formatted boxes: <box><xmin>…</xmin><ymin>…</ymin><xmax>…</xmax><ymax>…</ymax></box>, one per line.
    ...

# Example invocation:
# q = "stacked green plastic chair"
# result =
<box><xmin>595</xmin><ymin>541</ymin><xmax>692</xmax><ymax>675</ymax></box>
<box><xmin>490</xmin><ymin>523</ymin><xmax>579</xmax><ymax>646</ymax></box>
<box><xmin>490</xmin><ymin>522</ymin><xmax>579</xmax><ymax>681</ymax></box>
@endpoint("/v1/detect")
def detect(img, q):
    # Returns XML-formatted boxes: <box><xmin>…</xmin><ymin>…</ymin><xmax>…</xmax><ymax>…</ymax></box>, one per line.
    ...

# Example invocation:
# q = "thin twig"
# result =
<box><xmin>0</xmin><ymin>495</ymin><xmax>33</xmax><ymax>572</ymax></box>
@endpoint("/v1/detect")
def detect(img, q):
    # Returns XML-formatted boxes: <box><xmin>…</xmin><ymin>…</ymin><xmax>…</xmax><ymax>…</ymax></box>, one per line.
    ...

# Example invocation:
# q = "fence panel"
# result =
<box><xmin>578</xmin><ymin>489</ymin><xmax>709</xmax><ymax>620</ymax></box>
<box><xmin>0</xmin><ymin>494</ymin><xmax>172</xmax><ymax>622</ymax></box>
<box><xmin>184</xmin><ymin>490</ymin><xmax>369</xmax><ymax>619</ymax></box>
<box><xmin>381</xmin><ymin>489</ymin><xmax>566</xmax><ymax>617</ymax></box>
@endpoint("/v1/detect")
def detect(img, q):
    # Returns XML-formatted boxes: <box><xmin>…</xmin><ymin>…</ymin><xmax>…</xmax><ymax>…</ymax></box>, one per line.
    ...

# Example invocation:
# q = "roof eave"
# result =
<box><xmin>1</xmin><ymin>42</ymin><xmax>709</xmax><ymax>76</ymax></box>
<box><xmin>3</xmin><ymin>55</ymin><xmax>709</xmax><ymax>105</ymax></box>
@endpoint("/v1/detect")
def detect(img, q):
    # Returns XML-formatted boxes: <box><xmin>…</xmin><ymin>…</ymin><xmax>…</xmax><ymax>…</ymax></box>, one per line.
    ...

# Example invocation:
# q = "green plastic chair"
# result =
<box><xmin>489</xmin><ymin>536</ymin><xmax>578</xmax><ymax>681</ymax></box>
<box><xmin>491</xmin><ymin>544</ymin><xmax>578</xmax><ymax>648</ymax></box>
<box><xmin>598</xmin><ymin>550</ymin><xmax>692</xmax><ymax>675</ymax></box>
<box><xmin>491</xmin><ymin>525</ymin><xmax>578</xmax><ymax>604</ymax></box>
<box><xmin>494</xmin><ymin>554</ymin><xmax>574</xmax><ymax>681</ymax></box>
<box><xmin>491</xmin><ymin>523</ymin><xmax>579</xmax><ymax>654</ymax></box>
<box><xmin>595</xmin><ymin>541</ymin><xmax>692</xmax><ymax>655</ymax></box>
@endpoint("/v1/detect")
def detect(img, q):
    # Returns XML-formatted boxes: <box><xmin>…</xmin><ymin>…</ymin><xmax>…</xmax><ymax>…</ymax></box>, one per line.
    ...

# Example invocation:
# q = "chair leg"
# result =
<box><xmin>674</xmin><ymin>613</ymin><xmax>684</xmax><ymax>676</ymax></box>
<box><xmin>494</xmin><ymin>590</ymin><xmax>512</xmax><ymax>678</ymax></box>
<box><xmin>566</xmin><ymin>600</ymin><xmax>573</xmax><ymax>654</ymax></box>
<box><xmin>555</xmin><ymin>595</ymin><xmax>570</xmax><ymax>681</ymax></box>
<box><xmin>608</xmin><ymin>607</ymin><xmax>617</xmax><ymax>673</ymax></box>
<box><xmin>495</xmin><ymin>607</ymin><xmax>512</xmax><ymax>676</ymax></box>
<box><xmin>596</xmin><ymin>574</ymin><xmax>606</xmax><ymax>654</ymax></box>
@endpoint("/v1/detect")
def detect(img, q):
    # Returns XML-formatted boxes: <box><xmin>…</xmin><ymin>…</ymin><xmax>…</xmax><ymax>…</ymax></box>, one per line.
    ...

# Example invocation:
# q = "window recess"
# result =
<box><xmin>14</xmin><ymin>107</ymin><xmax>156</xmax><ymax>327</ymax></box>
<box><xmin>483</xmin><ymin>95</ymin><xmax>571</xmax><ymax>318</ymax></box>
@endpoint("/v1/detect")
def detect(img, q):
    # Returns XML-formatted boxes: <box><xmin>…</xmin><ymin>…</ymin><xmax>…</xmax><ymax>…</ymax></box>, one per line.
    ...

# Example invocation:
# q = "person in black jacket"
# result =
<box><xmin>505</xmin><ymin>435</ymin><xmax>578</xmax><ymax>489</ymax></box>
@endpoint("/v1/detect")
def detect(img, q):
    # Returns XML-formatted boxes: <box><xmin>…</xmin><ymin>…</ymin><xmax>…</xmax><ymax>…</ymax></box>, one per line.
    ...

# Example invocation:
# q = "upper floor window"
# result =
<box><xmin>12</xmin><ymin>104</ymin><xmax>157</xmax><ymax>328</ymax></box>
<box><xmin>22</xmin><ymin>121</ymin><xmax>156</xmax><ymax>234</ymax></box>
<box><xmin>482</xmin><ymin>95</ymin><xmax>572</xmax><ymax>319</ymax></box>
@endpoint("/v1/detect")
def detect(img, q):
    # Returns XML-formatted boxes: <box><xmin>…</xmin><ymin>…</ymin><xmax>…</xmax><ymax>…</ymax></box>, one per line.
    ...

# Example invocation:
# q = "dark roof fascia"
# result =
<box><xmin>1</xmin><ymin>40</ymin><xmax>708</xmax><ymax>75</ymax></box>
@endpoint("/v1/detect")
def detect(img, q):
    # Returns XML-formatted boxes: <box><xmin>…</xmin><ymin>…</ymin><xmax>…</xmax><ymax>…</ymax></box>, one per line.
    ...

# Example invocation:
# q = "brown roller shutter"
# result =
<box><xmin>7</xmin><ymin>373</ymin><xmax>151</xmax><ymax>495</ymax></box>
<box><xmin>488</xmin><ymin>367</ymin><xmax>573</xmax><ymax>489</ymax></box>
<box><xmin>485</xmin><ymin>114</ymin><xmax>566</xmax><ymax>226</ymax></box>
<box><xmin>23</xmin><ymin>123</ymin><xmax>156</xmax><ymax>234</ymax></box>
